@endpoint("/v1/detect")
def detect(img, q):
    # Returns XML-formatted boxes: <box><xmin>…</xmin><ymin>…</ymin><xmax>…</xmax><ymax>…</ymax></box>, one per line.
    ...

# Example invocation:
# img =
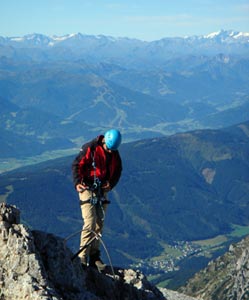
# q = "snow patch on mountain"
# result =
<box><xmin>204</xmin><ymin>30</ymin><xmax>249</xmax><ymax>42</ymax></box>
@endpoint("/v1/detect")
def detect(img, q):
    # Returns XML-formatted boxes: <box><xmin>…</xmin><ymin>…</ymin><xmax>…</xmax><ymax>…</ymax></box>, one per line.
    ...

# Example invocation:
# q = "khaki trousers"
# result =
<box><xmin>78</xmin><ymin>189</ymin><xmax>108</xmax><ymax>260</ymax></box>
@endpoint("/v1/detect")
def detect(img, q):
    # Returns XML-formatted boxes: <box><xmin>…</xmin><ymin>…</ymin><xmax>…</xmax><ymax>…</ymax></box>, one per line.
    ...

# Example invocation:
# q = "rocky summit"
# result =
<box><xmin>0</xmin><ymin>203</ymin><xmax>196</xmax><ymax>300</ymax></box>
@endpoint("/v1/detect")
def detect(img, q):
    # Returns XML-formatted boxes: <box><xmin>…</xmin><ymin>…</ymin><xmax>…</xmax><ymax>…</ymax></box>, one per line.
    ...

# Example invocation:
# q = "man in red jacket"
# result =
<box><xmin>72</xmin><ymin>129</ymin><xmax>122</xmax><ymax>271</ymax></box>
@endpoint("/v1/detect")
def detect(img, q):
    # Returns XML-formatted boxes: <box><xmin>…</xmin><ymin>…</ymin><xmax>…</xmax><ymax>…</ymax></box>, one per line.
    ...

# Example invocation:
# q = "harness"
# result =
<box><xmin>80</xmin><ymin>146</ymin><xmax>110</xmax><ymax>220</ymax></box>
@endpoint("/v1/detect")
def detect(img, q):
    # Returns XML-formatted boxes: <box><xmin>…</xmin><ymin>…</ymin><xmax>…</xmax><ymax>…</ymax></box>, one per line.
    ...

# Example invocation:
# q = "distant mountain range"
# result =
<box><xmin>1</xmin><ymin>121</ymin><xmax>249</xmax><ymax>287</ymax></box>
<box><xmin>0</xmin><ymin>30</ymin><xmax>248</xmax><ymax>161</ymax></box>
<box><xmin>1</xmin><ymin>30</ymin><xmax>249</xmax><ymax>61</ymax></box>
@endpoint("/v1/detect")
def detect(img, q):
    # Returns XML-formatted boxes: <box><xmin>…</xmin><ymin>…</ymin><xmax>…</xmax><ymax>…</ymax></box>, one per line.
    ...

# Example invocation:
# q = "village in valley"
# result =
<box><xmin>133</xmin><ymin>240</ymin><xmax>204</xmax><ymax>274</ymax></box>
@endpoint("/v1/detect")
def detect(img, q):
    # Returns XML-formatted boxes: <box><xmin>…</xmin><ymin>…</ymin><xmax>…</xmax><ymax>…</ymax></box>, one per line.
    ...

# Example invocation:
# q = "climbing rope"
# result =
<box><xmin>63</xmin><ymin>229</ymin><xmax>116</xmax><ymax>280</ymax></box>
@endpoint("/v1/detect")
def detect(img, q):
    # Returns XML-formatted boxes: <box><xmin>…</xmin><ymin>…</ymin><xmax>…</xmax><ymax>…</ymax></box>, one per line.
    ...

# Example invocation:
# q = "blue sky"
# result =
<box><xmin>1</xmin><ymin>0</ymin><xmax>249</xmax><ymax>40</ymax></box>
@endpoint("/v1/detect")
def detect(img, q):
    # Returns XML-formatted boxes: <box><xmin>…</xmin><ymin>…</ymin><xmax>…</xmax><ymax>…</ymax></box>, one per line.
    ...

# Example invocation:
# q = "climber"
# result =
<box><xmin>72</xmin><ymin>129</ymin><xmax>122</xmax><ymax>271</ymax></box>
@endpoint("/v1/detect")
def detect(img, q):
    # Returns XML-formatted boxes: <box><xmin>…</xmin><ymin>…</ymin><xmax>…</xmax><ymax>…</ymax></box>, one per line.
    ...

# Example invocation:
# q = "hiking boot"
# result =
<box><xmin>80</xmin><ymin>256</ymin><xmax>88</xmax><ymax>268</ymax></box>
<box><xmin>89</xmin><ymin>251</ymin><xmax>106</xmax><ymax>272</ymax></box>
<box><xmin>95</xmin><ymin>259</ymin><xmax>106</xmax><ymax>272</ymax></box>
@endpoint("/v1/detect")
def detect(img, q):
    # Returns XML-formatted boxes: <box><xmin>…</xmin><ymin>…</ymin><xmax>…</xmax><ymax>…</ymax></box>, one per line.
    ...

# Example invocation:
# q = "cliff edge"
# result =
<box><xmin>0</xmin><ymin>203</ymin><xmax>171</xmax><ymax>300</ymax></box>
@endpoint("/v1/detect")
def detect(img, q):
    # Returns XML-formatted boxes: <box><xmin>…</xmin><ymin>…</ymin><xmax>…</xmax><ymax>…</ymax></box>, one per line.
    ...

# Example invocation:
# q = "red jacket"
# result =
<box><xmin>72</xmin><ymin>135</ymin><xmax>122</xmax><ymax>189</ymax></box>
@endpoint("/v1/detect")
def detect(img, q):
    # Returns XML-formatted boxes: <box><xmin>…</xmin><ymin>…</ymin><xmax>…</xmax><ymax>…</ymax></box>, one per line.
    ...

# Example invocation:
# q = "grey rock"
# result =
<box><xmin>0</xmin><ymin>203</ymin><xmax>168</xmax><ymax>300</ymax></box>
<box><xmin>160</xmin><ymin>288</ymin><xmax>201</xmax><ymax>300</ymax></box>
<box><xmin>180</xmin><ymin>235</ymin><xmax>249</xmax><ymax>300</ymax></box>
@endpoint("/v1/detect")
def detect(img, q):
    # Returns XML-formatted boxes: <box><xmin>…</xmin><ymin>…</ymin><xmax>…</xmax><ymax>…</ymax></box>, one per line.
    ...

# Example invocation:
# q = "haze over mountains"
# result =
<box><xmin>0</xmin><ymin>30</ymin><xmax>249</xmax><ymax>161</ymax></box>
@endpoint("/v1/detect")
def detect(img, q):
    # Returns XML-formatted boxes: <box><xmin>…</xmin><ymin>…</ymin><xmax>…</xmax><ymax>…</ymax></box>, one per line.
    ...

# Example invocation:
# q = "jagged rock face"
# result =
<box><xmin>0</xmin><ymin>203</ymin><xmax>90</xmax><ymax>300</ymax></box>
<box><xmin>180</xmin><ymin>236</ymin><xmax>249</xmax><ymax>300</ymax></box>
<box><xmin>85</xmin><ymin>267</ymin><xmax>166</xmax><ymax>300</ymax></box>
<box><xmin>0</xmin><ymin>203</ymin><xmax>167</xmax><ymax>300</ymax></box>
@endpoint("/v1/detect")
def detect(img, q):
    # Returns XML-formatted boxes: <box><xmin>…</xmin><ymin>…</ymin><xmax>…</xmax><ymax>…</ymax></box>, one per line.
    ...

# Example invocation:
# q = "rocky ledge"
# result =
<box><xmin>0</xmin><ymin>203</ymin><xmax>197</xmax><ymax>300</ymax></box>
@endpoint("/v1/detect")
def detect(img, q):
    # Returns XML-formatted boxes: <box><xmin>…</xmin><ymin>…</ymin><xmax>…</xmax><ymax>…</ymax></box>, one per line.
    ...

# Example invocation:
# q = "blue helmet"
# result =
<box><xmin>104</xmin><ymin>129</ymin><xmax>122</xmax><ymax>150</ymax></box>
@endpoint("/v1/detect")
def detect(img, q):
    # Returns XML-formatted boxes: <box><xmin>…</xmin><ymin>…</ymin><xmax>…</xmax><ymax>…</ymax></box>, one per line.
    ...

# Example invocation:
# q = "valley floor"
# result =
<box><xmin>134</xmin><ymin>225</ymin><xmax>249</xmax><ymax>289</ymax></box>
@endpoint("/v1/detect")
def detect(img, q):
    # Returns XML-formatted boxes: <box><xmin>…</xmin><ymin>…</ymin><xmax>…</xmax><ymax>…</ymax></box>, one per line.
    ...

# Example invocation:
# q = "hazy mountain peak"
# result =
<box><xmin>51</xmin><ymin>32</ymin><xmax>79</xmax><ymax>41</ymax></box>
<box><xmin>48</xmin><ymin>33</ymin><xmax>82</xmax><ymax>46</ymax></box>
<box><xmin>204</xmin><ymin>29</ymin><xmax>249</xmax><ymax>42</ymax></box>
<box><xmin>205</xmin><ymin>29</ymin><xmax>234</xmax><ymax>38</ymax></box>
<box><xmin>16</xmin><ymin>33</ymin><xmax>51</xmax><ymax>43</ymax></box>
